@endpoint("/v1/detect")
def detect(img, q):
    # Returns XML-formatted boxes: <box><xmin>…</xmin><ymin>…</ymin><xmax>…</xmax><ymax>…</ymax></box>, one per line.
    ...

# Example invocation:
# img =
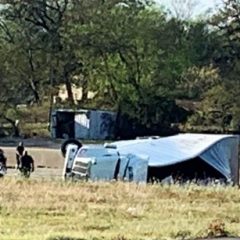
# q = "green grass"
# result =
<box><xmin>1</xmin><ymin>179</ymin><xmax>240</xmax><ymax>240</ymax></box>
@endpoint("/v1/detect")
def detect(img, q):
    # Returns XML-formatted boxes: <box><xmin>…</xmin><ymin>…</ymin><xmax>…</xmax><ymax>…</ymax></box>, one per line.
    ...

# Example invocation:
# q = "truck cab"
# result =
<box><xmin>62</xmin><ymin>143</ymin><xmax>120</xmax><ymax>181</ymax></box>
<box><xmin>61</xmin><ymin>140</ymin><xmax>149</xmax><ymax>182</ymax></box>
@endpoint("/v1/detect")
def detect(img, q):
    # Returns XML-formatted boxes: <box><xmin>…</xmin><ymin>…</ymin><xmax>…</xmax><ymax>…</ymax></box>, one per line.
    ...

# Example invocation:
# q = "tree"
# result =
<box><xmin>210</xmin><ymin>0</ymin><xmax>240</xmax><ymax>130</ymax></box>
<box><xmin>1</xmin><ymin>0</ymin><xmax>236</xmax><ymax>137</ymax></box>
<box><xmin>0</xmin><ymin>53</ymin><xmax>23</xmax><ymax>136</ymax></box>
<box><xmin>170</xmin><ymin>0</ymin><xmax>199</xmax><ymax>20</ymax></box>
<box><xmin>0</xmin><ymin>0</ymin><xmax>71</xmax><ymax>103</ymax></box>
<box><xmin>70</xmin><ymin>1</ymin><xmax>193</xmax><ymax>136</ymax></box>
<box><xmin>187</xmin><ymin>0</ymin><xmax>240</xmax><ymax>132</ymax></box>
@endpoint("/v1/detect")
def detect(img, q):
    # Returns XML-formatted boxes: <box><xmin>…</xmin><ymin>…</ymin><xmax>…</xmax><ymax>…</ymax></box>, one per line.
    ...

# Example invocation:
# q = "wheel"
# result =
<box><xmin>61</xmin><ymin>139</ymin><xmax>82</xmax><ymax>157</ymax></box>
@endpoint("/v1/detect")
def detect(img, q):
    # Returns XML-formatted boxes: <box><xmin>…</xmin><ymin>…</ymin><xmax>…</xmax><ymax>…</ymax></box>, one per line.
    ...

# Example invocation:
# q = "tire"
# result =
<box><xmin>61</xmin><ymin>139</ymin><xmax>82</xmax><ymax>157</ymax></box>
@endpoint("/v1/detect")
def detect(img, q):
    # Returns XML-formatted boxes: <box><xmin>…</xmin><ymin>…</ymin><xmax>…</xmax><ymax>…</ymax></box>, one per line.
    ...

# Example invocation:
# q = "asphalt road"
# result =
<box><xmin>0</xmin><ymin>146</ymin><xmax>64</xmax><ymax>168</ymax></box>
<box><xmin>0</xmin><ymin>146</ymin><xmax>64</xmax><ymax>179</ymax></box>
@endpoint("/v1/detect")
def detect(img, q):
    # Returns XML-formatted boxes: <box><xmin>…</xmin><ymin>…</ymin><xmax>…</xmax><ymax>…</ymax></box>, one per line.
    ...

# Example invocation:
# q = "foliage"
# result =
<box><xmin>187</xmin><ymin>0</ymin><xmax>240</xmax><ymax>131</ymax></box>
<box><xmin>178</xmin><ymin>65</ymin><xmax>220</xmax><ymax>100</ymax></box>
<box><xmin>0</xmin><ymin>0</ymin><xmax>239</xmax><ymax>136</ymax></box>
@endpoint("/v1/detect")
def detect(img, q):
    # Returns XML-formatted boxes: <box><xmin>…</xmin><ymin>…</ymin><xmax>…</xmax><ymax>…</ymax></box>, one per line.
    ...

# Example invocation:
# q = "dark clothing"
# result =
<box><xmin>20</xmin><ymin>155</ymin><xmax>34</xmax><ymax>170</ymax></box>
<box><xmin>16</xmin><ymin>146</ymin><xmax>25</xmax><ymax>155</ymax></box>
<box><xmin>0</xmin><ymin>154</ymin><xmax>7</xmax><ymax>167</ymax></box>
<box><xmin>20</xmin><ymin>167</ymin><xmax>31</xmax><ymax>178</ymax></box>
<box><xmin>0</xmin><ymin>153</ymin><xmax>7</xmax><ymax>176</ymax></box>
<box><xmin>19</xmin><ymin>154</ymin><xmax>34</xmax><ymax>178</ymax></box>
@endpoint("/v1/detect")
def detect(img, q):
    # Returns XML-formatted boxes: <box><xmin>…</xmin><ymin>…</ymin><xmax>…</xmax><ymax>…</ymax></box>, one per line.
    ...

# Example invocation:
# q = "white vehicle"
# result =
<box><xmin>61</xmin><ymin>134</ymin><xmax>239</xmax><ymax>184</ymax></box>
<box><xmin>61</xmin><ymin>139</ymin><xmax>149</xmax><ymax>182</ymax></box>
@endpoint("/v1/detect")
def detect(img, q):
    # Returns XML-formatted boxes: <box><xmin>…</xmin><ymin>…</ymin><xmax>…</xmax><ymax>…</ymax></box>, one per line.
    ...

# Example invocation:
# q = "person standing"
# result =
<box><xmin>16</xmin><ymin>142</ymin><xmax>25</xmax><ymax>169</ymax></box>
<box><xmin>19</xmin><ymin>151</ymin><xmax>35</xmax><ymax>178</ymax></box>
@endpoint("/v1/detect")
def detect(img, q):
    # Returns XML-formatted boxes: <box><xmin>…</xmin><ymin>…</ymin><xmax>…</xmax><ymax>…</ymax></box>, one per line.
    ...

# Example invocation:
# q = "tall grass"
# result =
<box><xmin>0</xmin><ymin>179</ymin><xmax>240</xmax><ymax>240</ymax></box>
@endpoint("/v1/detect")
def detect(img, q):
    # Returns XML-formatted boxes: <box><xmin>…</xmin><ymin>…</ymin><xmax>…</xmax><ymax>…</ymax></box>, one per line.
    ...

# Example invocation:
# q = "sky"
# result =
<box><xmin>155</xmin><ymin>0</ymin><xmax>223</xmax><ymax>17</ymax></box>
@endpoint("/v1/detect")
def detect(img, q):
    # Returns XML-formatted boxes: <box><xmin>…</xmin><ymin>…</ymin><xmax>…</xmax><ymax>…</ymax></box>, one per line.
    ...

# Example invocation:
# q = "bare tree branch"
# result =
<box><xmin>170</xmin><ymin>0</ymin><xmax>199</xmax><ymax>19</ymax></box>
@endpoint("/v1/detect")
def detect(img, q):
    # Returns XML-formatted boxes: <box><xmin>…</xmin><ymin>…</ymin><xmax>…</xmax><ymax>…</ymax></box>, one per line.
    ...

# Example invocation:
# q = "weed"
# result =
<box><xmin>48</xmin><ymin>237</ymin><xmax>85</xmax><ymax>240</ymax></box>
<box><xmin>111</xmin><ymin>235</ymin><xmax>129</xmax><ymax>240</ymax></box>
<box><xmin>207</xmin><ymin>219</ymin><xmax>229</xmax><ymax>237</ymax></box>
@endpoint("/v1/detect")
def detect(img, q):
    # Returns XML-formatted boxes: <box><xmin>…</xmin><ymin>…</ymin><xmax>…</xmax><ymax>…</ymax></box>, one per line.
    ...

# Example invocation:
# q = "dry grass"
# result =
<box><xmin>0</xmin><ymin>179</ymin><xmax>240</xmax><ymax>240</ymax></box>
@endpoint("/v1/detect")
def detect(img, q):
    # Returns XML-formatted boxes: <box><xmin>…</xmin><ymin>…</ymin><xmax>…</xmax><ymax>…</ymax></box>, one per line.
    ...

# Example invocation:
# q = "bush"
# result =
<box><xmin>20</xmin><ymin>122</ymin><xmax>50</xmax><ymax>138</ymax></box>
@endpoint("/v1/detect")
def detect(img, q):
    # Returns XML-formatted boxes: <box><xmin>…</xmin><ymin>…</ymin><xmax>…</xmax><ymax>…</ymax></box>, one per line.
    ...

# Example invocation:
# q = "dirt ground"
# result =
<box><xmin>0</xmin><ymin>137</ymin><xmax>65</xmax><ymax>179</ymax></box>
<box><xmin>2</xmin><ymin>147</ymin><xmax>64</xmax><ymax>167</ymax></box>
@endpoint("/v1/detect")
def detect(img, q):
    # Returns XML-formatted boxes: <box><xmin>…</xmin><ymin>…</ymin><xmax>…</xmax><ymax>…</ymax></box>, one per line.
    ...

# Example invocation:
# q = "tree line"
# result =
<box><xmin>0</xmin><ymin>0</ymin><xmax>239</xmax><ymax>138</ymax></box>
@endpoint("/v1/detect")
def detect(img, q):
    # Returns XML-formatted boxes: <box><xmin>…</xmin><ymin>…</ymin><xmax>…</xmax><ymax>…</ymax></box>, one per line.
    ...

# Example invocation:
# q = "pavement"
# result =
<box><xmin>0</xmin><ymin>143</ymin><xmax>64</xmax><ymax>179</ymax></box>
<box><xmin>0</xmin><ymin>146</ymin><xmax>64</xmax><ymax>168</ymax></box>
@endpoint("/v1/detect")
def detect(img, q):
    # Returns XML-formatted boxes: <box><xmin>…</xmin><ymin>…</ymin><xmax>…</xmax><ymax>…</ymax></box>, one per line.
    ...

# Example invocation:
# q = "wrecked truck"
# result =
<box><xmin>61</xmin><ymin>134</ymin><xmax>240</xmax><ymax>184</ymax></box>
<box><xmin>61</xmin><ymin>139</ymin><xmax>149</xmax><ymax>182</ymax></box>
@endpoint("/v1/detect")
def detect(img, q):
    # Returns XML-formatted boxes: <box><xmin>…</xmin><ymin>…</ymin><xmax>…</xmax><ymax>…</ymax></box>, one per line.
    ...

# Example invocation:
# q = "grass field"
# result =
<box><xmin>1</xmin><ymin>179</ymin><xmax>240</xmax><ymax>240</ymax></box>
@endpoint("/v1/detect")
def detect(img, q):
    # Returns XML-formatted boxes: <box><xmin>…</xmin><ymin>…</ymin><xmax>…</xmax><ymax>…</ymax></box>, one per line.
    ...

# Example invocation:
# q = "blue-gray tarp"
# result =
<box><xmin>112</xmin><ymin>134</ymin><xmax>239</xmax><ymax>181</ymax></box>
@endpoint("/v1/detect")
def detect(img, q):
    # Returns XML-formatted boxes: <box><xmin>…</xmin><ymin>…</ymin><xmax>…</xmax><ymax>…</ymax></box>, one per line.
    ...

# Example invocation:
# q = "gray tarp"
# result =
<box><xmin>112</xmin><ymin>134</ymin><xmax>239</xmax><ymax>182</ymax></box>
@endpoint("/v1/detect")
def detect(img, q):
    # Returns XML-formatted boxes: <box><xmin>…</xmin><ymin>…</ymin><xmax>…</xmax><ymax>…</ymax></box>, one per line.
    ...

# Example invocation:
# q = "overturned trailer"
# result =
<box><xmin>62</xmin><ymin>134</ymin><xmax>240</xmax><ymax>184</ymax></box>
<box><xmin>112</xmin><ymin>134</ymin><xmax>240</xmax><ymax>184</ymax></box>
<box><xmin>51</xmin><ymin>109</ymin><xmax>116</xmax><ymax>140</ymax></box>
